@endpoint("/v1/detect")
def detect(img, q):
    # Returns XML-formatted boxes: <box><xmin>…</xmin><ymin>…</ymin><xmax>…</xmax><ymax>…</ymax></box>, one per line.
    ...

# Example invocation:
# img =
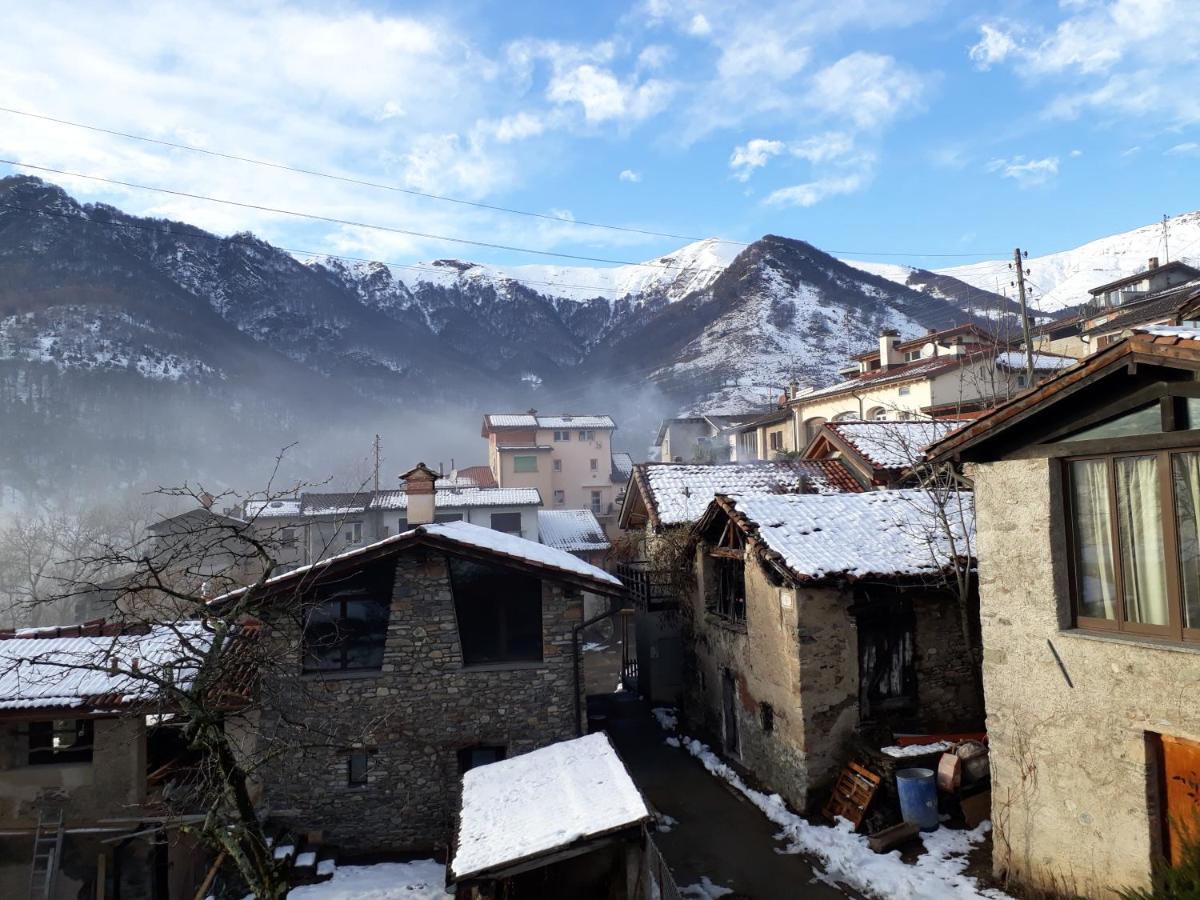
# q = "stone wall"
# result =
<box><xmin>257</xmin><ymin>548</ymin><xmax>583</xmax><ymax>852</ymax></box>
<box><xmin>974</xmin><ymin>457</ymin><xmax>1200</xmax><ymax>898</ymax></box>
<box><xmin>0</xmin><ymin>715</ymin><xmax>145</xmax><ymax>824</ymax></box>
<box><xmin>911</xmin><ymin>594</ymin><xmax>984</xmax><ymax>730</ymax></box>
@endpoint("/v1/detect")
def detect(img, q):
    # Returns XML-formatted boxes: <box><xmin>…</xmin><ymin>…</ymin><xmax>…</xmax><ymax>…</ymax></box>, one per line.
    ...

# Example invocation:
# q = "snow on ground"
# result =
<box><xmin>676</xmin><ymin>736</ymin><xmax>1007</xmax><ymax>899</ymax></box>
<box><xmin>680</xmin><ymin>876</ymin><xmax>736</xmax><ymax>898</ymax></box>
<box><xmin>287</xmin><ymin>860</ymin><xmax>450</xmax><ymax>899</ymax></box>
<box><xmin>652</xmin><ymin>707</ymin><xmax>679</xmax><ymax>731</ymax></box>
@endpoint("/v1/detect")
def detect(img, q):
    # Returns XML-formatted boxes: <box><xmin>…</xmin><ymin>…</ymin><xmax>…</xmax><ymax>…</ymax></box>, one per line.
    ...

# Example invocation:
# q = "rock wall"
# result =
<box><xmin>974</xmin><ymin>457</ymin><xmax>1200</xmax><ymax>898</ymax></box>
<box><xmin>257</xmin><ymin>549</ymin><xmax>583</xmax><ymax>851</ymax></box>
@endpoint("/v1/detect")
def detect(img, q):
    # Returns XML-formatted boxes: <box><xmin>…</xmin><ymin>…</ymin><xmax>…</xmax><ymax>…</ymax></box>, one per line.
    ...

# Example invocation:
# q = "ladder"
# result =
<box><xmin>28</xmin><ymin>809</ymin><xmax>63</xmax><ymax>900</ymax></box>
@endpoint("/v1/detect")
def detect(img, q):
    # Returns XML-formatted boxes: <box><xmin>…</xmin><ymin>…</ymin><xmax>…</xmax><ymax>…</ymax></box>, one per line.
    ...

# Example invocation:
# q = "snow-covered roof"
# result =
<box><xmin>1137</xmin><ymin>324</ymin><xmax>1200</xmax><ymax>340</ymax></box>
<box><xmin>538</xmin><ymin>509</ymin><xmax>610</xmax><ymax>553</ymax></box>
<box><xmin>484</xmin><ymin>413</ymin><xmax>616</xmax><ymax>431</ymax></box>
<box><xmin>451</xmin><ymin>732</ymin><xmax>650</xmax><ymax>881</ymax></box>
<box><xmin>610</xmin><ymin>451</ymin><xmax>634</xmax><ymax>482</ymax></box>
<box><xmin>244</xmin><ymin>499</ymin><xmax>302</xmax><ymax>519</ymax></box>
<box><xmin>369</xmin><ymin>487</ymin><xmax>542</xmax><ymax>511</ymax></box>
<box><xmin>798</xmin><ymin>355</ymin><xmax>970</xmax><ymax>402</ymax></box>
<box><xmin>714</xmin><ymin>490</ymin><xmax>974</xmax><ymax>583</ymax></box>
<box><xmin>632</xmin><ymin>461</ymin><xmax>863</xmax><ymax>528</ymax></box>
<box><xmin>0</xmin><ymin>621</ymin><xmax>212</xmax><ymax>712</ymax></box>
<box><xmin>993</xmin><ymin>351</ymin><xmax>1077</xmax><ymax>371</ymax></box>
<box><xmin>214</xmin><ymin>519</ymin><xmax>622</xmax><ymax>604</ymax></box>
<box><xmin>825</xmin><ymin>420</ymin><xmax>971</xmax><ymax>471</ymax></box>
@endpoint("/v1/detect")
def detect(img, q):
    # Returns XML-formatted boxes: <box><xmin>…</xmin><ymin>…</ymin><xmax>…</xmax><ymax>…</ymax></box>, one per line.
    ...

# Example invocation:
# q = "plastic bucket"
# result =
<box><xmin>896</xmin><ymin>767</ymin><xmax>939</xmax><ymax>832</ymax></box>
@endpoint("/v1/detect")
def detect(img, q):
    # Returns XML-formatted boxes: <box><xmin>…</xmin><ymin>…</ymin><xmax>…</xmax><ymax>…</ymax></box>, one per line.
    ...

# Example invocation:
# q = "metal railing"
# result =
<box><xmin>616</xmin><ymin>560</ymin><xmax>676</xmax><ymax>612</ymax></box>
<box><xmin>641</xmin><ymin>831</ymin><xmax>683</xmax><ymax>900</ymax></box>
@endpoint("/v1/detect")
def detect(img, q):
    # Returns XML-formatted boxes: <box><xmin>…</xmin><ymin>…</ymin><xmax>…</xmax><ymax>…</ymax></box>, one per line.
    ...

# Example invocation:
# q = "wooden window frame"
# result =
<box><xmin>301</xmin><ymin>591</ymin><xmax>390</xmax><ymax>673</ymax></box>
<box><xmin>1064</xmin><ymin>447</ymin><xmax>1200</xmax><ymax>645</ymax></box>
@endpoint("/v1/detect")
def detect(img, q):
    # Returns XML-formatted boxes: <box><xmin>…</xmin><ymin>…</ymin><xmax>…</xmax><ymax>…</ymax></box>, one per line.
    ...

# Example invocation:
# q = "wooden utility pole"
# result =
<box><xmin>1013</xmin><ymin>247</ymin><xmax>1035</xmax><ymax>383</ymax></box>
<box><xmin>1163</xmin><ymin>213</ymin><xmax>1171</xmax><ymax>262</ymax></box>
<box><xmin>373</xmin><ymin>433</ymin><xmax>381</xmax><ymax>493</ymax></box>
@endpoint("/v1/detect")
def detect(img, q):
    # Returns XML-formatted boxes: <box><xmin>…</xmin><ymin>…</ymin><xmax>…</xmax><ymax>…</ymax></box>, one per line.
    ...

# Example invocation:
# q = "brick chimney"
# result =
<box><xmin>1148</xmin><ymin>257</ymin><xmax>1160</xmax><ymax>270</ymax></box>
<box><xmin>879</xmin><ymin>329</ymin><xmax>902</xmax><ymax>369</ymax></box>
<box><xmin>400</xmin><ymin>462</ymin><xmax>439</xmax><ymax>525</ymax></box>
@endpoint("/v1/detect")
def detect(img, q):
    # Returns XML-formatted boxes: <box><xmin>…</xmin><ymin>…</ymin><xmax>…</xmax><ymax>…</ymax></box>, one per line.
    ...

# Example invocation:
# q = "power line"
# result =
<box><xmin>0</xmin><ymin>159</ymin><xmax>694</xmax><ymax>270</ymax></box>
<box><xmin>0</xmin><ymin>105</ymin><xmax>739</xmax><ymax>247</ymax></box>
<box><xmin>0</xmin><ymin>200</ymin><xmax>650</xmax><ymax>297</ymax></box>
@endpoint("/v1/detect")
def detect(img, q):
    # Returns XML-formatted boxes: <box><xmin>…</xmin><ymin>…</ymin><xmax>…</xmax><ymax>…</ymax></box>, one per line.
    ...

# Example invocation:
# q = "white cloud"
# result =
<box><xmin>986</xmin><ymin>155</ymin><xmax>1060</xmax><ymax>187</ymax></box>
<box><xmin>969</xmin><ymin>23</ymin><xmax>1020</xmax><ymax>69</ymax></box>
<box><xmin>808</xmin><ymin>52</ymin><xmax>928</xmax><ymax>131</ymax></box>
<box><xmin>1121</xmin><ymin>145</ymin><xmax>1142</xmax><ymax>157</ymax></box>
<box><xmin>546</xmin><ymin>64</ymin><xmax>674</xmax><ymax>124</ymax></box>
<box><xmin>489</xmin><ymin>112</ymin><xmax>544</xmax><ymax>143</ymax></box>
<box><xmin>637</xmin><ymin>45</ymin><xmax>673</xmax><ymax>70</ymax></box>
<box><xmin>1069</xmin><ymin>148</ymin><xmax>1084</xmax><ymax>156</ymax></box>
<box><xmin>764</xmin><ymin>172</ymin><xmax>869</xmax><ymax>207</ymax></box>
<box><xmin>790</xmin><ymin>132</ymin><xmax>856</xmax><ymax>164</ymax></box>
<box><xmin>729</xmin><ymin>139</ymin><xmax>785</xmax><ymax>181</ymax></box>
<box><xmin>618</xmin><ymin>169</ymin><xmax>641</xmax><ymax>182</ymax></box>
<box><xmin>686</xmin><ymin>13</ymin><xmax>712</xmax><ymax>36</ymax></box>
<box><xmin>969</xmin><ymin>1</ymin><xmax>1200</xmax><ymax>125</ymax></box>
<box><xmin>1166</xmin><ymin>142</ymin><xmax>1200</xmax><ymax>156</ymax></box>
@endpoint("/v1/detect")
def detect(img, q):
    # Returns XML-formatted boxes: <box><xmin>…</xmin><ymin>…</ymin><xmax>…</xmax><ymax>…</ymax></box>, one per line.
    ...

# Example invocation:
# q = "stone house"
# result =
<box><xmin>683</xmin><ymin>490</ymin><xmax>983</xmax><ymax>814</ymax></box>
<box><xmin>653</xmin><ymin>413</ymin><xmax>759</xmax><ymax>464</ymax></box>
<box><xmin>616</xmin><ymin>460</ymin><xmax>863</xmax><ymax>704</ymax></box>
<box><xmin>926</xmin><ymin>326</ymin><xmax>1200</xmax><ymax>897</ymax></box>
<box><xmin>224</xmin><ymin>509</ymin><xmax>624</xmax><ymax>853</ymax></box>
<box><xmin>802</xmin><ymin>418</ymin><xmax>971</xmax><ymax>488</ymax></box>
<box><xmin>0</xmin><ymin>620</ymin><xmax>254</xmax><ymax>900</ymax></box>
<box><xmin>480</xmin><ymin>413</ymin><xmax>623</xmax><ymax>535</ymax></box>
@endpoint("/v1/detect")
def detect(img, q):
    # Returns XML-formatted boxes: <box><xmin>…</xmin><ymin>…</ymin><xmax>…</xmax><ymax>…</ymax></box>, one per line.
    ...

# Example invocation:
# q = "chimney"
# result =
<box><xmin>400</xmin><ymin>462</ymin><xmax>439</xmax><ymax>525</ymax></box>
<box><xmin>788</xmin><ymin>378</ymin><xmax>800</xmax><ymax>400</ymax></box>
<box><xmin>879</xmin><ymin>329</ymin><xmax>902</xmax><ymax>369</ymax></box>
<box><xmin>1148</xmin><ymin>257</ymin><xmax>1159</xmax><ymax>270</ymax></box>
<box><xmin>198</xmin><ymin>491</ymin><xmax>214</xmax><ymax>510</ymax></box>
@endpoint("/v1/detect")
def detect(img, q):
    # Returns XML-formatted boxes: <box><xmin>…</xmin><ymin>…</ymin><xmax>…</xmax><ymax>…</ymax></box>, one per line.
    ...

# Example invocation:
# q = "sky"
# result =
<box><xmin>0</xmin><ymin>0</ymin><xmax>1197</xmax><ymax>275</ymax></box>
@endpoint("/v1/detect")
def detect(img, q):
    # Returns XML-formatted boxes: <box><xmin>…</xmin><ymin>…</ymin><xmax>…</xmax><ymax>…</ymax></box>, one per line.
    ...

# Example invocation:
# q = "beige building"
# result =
<box><xmin>928</xmin><ymin>326</ymin><xmax>1200</xmax><ymax>897</ymax></box>
<box><xmin>787</xmin><ymin>326</ymin><xmax>1075</xmax><ymax>447</ymax></box>
<box><xmin>481</xmin><ymin>413</ymin><xmax>621</xmax><ymax>534</ymax></box>
<box><xmin>684</xmin><ymin>491</ymin><xmax>983</xmax><ymax>813</ymax></box>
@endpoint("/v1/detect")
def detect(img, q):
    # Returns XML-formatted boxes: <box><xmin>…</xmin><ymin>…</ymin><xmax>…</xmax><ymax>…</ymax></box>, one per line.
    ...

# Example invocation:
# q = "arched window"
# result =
<box><xmin>804</xmin><ymin>416</ymin><xmax>827</xmax><ymax>443</ymax></box>
<box><xmin>865</xmin><ymin>406</ymin><xmax>889</xmax><ymax>421</ymax></box>
<box><xmin>832</xmin><ymin>411</ymin><xmax>858</xmax><ymax>422</ymax></box>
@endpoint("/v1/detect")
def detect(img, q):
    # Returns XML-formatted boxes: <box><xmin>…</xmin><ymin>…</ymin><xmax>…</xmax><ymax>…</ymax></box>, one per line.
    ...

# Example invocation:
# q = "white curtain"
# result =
<box><xmin>1070</xmin><ymin>459</ymin><xmax>1117</xmax><ymax>619</ymax></box>
<box><xmin>1116</xmin><ymin>455</ymin><xmax>1169</xmax><ymax>626</ymax></box>
<box><xmin>1174</xmin><ymin>452</ymin><xmax>1200</xmax><ymax>629</ymax></box>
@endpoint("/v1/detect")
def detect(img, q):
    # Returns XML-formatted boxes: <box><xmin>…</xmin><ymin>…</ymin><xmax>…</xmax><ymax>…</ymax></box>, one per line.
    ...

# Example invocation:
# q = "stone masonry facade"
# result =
<box><xmin>257</xmin><ymin>548</ymin><xmax>583</xmax><ymax>852</ymax></box>
<box><xmin>974</xmin><ymin>457</ymin><xmax>1200</xmax><ymax>898</ymax></box>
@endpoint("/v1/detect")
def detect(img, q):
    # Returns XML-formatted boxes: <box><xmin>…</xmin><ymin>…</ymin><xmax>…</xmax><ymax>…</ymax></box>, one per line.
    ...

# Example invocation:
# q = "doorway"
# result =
<box><xmin>722</xmin><ymin>669</ymin><xmax>739</xmax><ymax>756</ymax></box>
<box><xmin>1155</xmin><ymin>733</ymin><xmax>1200</xmax><ymax>865</ymax></box>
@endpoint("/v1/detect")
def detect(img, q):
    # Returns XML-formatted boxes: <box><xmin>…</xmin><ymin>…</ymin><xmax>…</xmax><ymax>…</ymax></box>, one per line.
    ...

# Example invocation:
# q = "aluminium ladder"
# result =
<box><xmin>28</xmin><ymin>808</ymin><xmax>63</xmax><ymax>900</ymax></box>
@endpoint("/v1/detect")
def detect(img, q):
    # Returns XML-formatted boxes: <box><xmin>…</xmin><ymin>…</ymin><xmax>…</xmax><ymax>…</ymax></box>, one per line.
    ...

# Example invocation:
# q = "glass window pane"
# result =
<box><xmin>1115</xmin><ymin>455</ymin><xmax>1170</xmax><ymax>626</ymax></box>
<box><xmin>1174</xmin><ymin>452</ymin><xmax>1200</xmax><ymax>629</ymax></box>
<box><xmin>1069</xmin><ymin>459</ymin><xmax>1118</xmax><ymax>619</ymax></box>
<box><xmin>1060</xmin><ymin>403</ymin><xmax>1162</xmax><ymax>442</ymax></box>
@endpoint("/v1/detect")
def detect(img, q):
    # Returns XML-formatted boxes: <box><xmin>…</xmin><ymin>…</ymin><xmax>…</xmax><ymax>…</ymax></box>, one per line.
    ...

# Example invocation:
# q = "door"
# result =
<box><xmin>1159</xmin><ymin>734</ymin><xmax>1200</xmax><ymax>864</ymax></box>
<box><xmin>857</xmin><ymin>597</ymin><xmax>917</xmax><ymax>720</ymax></box>
<box><xmin>722</xmin><ymin>669</ymin><xmax>739</xmax><ymax>755</ymax></box>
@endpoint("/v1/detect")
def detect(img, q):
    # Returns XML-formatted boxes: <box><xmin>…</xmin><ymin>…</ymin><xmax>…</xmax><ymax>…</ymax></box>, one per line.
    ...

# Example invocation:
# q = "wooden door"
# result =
<box><xmin>1160</xmin><ymin>734</ymin><xmax>1200</xmax><ymax>865</ymax></box>
<box><xmin>857</xmin><ymin>598</ymin><xmax>916</xmax><ymax>720</ymax></box>
<box><xmin>722</xmin><ymin>669</ymin><xmax>739</xmax><ymax>755</ymax></box>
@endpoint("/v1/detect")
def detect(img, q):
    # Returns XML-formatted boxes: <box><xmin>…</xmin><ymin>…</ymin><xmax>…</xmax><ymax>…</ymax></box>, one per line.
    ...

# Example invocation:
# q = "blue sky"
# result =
<box><xmin>1</xmin><ymin>0</ymin><xmax>1197</xmax><ymax>272</ymax></box>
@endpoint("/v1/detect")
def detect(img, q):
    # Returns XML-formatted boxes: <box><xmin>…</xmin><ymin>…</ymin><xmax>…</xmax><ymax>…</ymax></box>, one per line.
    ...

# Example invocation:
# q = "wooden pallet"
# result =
<box><xmin>822</xmin><ymin>762</ymin><xmax>881</xmax><ymax>830</ymax></box>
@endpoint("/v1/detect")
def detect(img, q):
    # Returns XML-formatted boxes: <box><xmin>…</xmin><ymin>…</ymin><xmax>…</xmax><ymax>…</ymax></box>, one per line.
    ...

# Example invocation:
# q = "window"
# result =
<box><xmin>898</xmin><ymin>385</ymin><xmax>912</xmax><ymax>396</ymax></box>
<box><xmin>769</xmin><ymin>432</ymin><xmax>783</xmax><ymax>450</ymax></box>
<box><xmin>302</xmin><ymin>590</ymin><xmax>390</xmax><ymax>672</ymax></box>
<box><xmin>553</xmin><ymin>430</ymin><xmax>570</xmax><ymax>442</ymax></box>
<box><xmin>28</xmin><ymin>719</ymin><xmax>94</xmax><ymax>765</ymax></box>
<box><xmin>457</xmin><ymin>745</ymin><xmax>506</xmax><ymax>774</ymax></box>
<box><xmin>281</xmin><ymin>528</ymin><xmax>296</xmax><ymax>544</ymax></box>
<box><xmin>591</xmin><ymin>490</ymin><xmax>603</xmax><ymax>514</ymax></box>
<box><xmin>347</xmin><ymin>749</ymin><xmax>368</xmax><ymax>786</ymax></box>
<box><xmin>553</xmin><ymin>459</ymin><xmax>562</xmax><ymax>472</ymax></box>
<box><xmin>513</xmin><ymin>455</ymin><xmax>538</xmax><ymax>473</ymax></box>
<box><xmin>449</xmin><ymin>557</ymin><xmax>543</xmax><ymax>665</ymax></box>
<box><xmin>554</xmin><ymin>489</ymin><xmax>565</xmax><ymax>504</ymax></box>
<box><xmin>710</xmin><ymin>556</ymin><xmax>746</xmax><ymax>623</ymax></box>
<box><xmin>1065</xmin><ymin>450</ymin><xmax>1200</xmax><ymax>641</ymax></box>
<box><xmin>490</xmin><ymin>512</ymin><xmax>522</xmax><ymax>535</ymax></box>
<box><xmin>434</xmin><ymin>513</ymin><xmax>463</xmax><ymax>523</ymax></box>
<box><xmin>578</xmin><ymin>430</ymin><xmax>595</xmax><ymax>442</ymax></box>
<box><xmin>760</xmin><ymin>703</ymin><xmax>774</xmax><ymax>734</ymax></box>
<box><xmin>590</xmin><ymin>458</ymin><xmax>599</xmax><ymax>471</ymax></box>
<box><xmin>344</xmin><ymin>522</ymin><xmax>362</xmax><ymax>544</ymax></box>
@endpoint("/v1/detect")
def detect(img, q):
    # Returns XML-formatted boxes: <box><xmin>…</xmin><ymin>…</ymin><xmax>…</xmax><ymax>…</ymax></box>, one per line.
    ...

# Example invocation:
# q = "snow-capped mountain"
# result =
<box><xmin>932</xmin><ymin>212</ymin><xmax>1200</xmax><ymax>313</ymax></box>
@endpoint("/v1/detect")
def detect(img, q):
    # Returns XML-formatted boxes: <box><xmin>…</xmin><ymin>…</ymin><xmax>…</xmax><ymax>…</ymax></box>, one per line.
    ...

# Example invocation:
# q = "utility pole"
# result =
<box><xmin>1012</xmin><ymin>248</ymin><xmax>1035</xmax><ymax>383</ymax></box>
<box><xmin>1163</xmin><ymin>213</ymin><xmax>1171</xmax><ymax>262</ymax></box>
<box><xmin>372</xmin><ymin>433</ymin><xmax>381</xmax><ymax>493</ymax></box>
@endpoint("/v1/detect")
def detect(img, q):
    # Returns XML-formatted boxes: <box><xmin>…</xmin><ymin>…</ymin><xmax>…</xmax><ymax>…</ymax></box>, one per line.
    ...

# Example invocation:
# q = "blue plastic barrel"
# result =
<box><xmin>896</xmin><ymin>767</ymin><xmax>939</xmax><ymax>832</ymax></box>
